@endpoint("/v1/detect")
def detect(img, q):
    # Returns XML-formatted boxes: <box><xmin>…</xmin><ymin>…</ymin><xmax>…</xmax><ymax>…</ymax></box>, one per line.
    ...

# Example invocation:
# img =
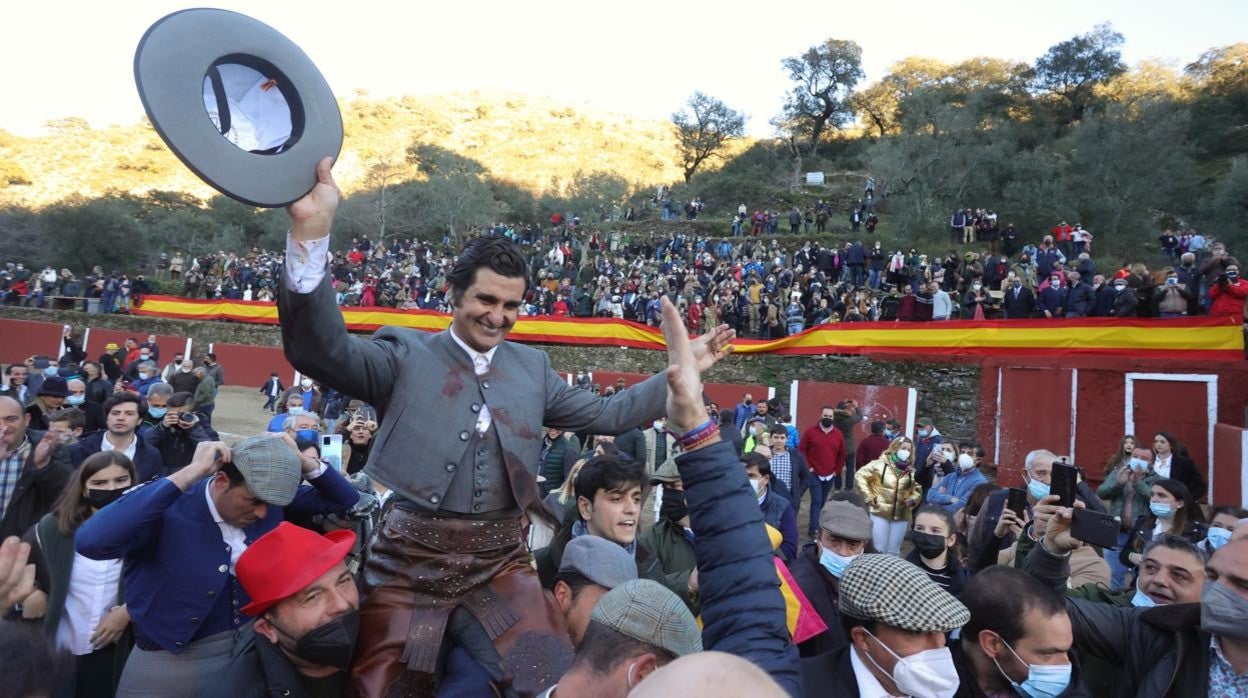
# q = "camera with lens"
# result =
<box><xmin>178</xmin><ymin>412</ymin><xmax>199</xmax><ymax>427</ymax></box>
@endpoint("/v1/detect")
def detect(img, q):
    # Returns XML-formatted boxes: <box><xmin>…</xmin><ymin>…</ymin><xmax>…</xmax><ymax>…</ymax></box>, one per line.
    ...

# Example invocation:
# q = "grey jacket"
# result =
<box><xmin>1024</xmin><ymin>542</ymin><xmax>1213</xmax><ymax>698</ymax></box>
<box><xmin>278</xmin><ymin>274</ymin><xmax>667</xmax><ymax>519</ymax></box>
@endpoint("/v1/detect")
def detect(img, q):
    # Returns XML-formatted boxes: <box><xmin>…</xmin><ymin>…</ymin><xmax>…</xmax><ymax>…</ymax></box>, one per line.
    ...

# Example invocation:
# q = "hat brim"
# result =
<box><xmin>241</xmin><ymin>528</ymin><xmax>355</xmax><ymax>616</ymax></box>
<box><xmin>134</xmin><ymin>9</ymin><xmax>343</xmax><ymax>208</ymax></box>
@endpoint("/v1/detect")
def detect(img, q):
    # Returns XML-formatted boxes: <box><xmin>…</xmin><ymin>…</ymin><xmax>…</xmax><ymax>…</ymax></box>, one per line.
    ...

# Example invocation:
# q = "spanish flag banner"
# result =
<box><xmin>133</xmin><ymin>295</ymin><xmax>1245</xmax><ymax>360</ymax></box>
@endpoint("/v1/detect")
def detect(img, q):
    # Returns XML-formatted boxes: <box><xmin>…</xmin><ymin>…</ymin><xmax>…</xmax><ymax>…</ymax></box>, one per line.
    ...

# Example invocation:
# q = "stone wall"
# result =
<box><xmin>0</xmin><ymin>305</ymin><xmax>982</xmax><ymax>439</ymax></box>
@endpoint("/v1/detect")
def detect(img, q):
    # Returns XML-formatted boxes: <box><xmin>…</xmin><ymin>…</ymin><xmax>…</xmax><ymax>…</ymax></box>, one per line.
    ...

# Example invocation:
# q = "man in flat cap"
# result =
<box><xmin>279</xmin><ymin>158</ymin><xmax>734</xmax><ymax>696</ymax></box>
<box><xmin>552</xmin><ymin>535</ymin><xmax>638</xmax><ymax>647</ymax></box>
<box><xmin>801</xmin><ymin>553</ymin><xmax>969</xmax><ymax>697</ymax></box>
<box><xmin>223</xmin><ymin>521</ymin><xmax>360</xmax><ymax>698</ymax></box>
<box><xmin>76</xmin><ymin>436</ymin><xmax>358</xmax><ymax>696</ymax></box>
<box><xmin>540</xmin><ymin>579</ymin><xmax>703</xmax><ymax>697</ymax></box>
<box><xmin>790</xmin><ymin>499</ymin><xmax>873</xmax><ymax>658</ymax></box>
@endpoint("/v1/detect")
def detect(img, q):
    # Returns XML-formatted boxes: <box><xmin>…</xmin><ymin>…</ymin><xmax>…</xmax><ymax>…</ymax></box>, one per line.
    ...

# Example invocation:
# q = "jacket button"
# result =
<box><xmin>482</xmin><ymin>380</ymin><xmax>491</xmax><ymax>389</ymax></box>
<box><xmin>471</xmin><ymin>404</ymin><xmax>481</xmax><ymax>413</ymax></box>
<box><xmin>476</xmin><ymin>464</ymin><xmax>486</xmax><ymax>471</ymax></box>
<box><xmin>430</xmin><ymin>494</ymin><xmax>441</xmax><ymax>504</ymax></box>
<box><xmin>190</xmin><ymin>617</ymin><xmax>200</xmax><ymax>624</ymax></box>
<box><xmin>459</xmin><ymin>431</ymin><xmax>470</xmax><ymax>441</ymax></box>
<box><xmin>218</xmin><ymin>564</ymin><xmax>228</xmax><ymax>573</ymax></box>
<box><xmin>206</xmin><ymin>591</ymin><xmax>216</xmax><ymax>598</ymax></box>
<box><xmin>445</xmin><ymin>463</ymin><xmax>456</xmax><ymax>472</ymax></box>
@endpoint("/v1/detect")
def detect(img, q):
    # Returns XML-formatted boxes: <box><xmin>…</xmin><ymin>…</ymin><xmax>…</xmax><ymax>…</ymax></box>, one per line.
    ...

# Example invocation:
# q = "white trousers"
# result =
<box><xmin>871</xmin><ymin>515</ymin><xmax>909</xmax><ymax>555</ymax></box>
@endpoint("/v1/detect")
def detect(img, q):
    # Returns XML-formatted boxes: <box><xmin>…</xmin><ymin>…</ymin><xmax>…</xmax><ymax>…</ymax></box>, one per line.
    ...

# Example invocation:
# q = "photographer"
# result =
<box><xmin>1207</xmin><ymin>263</ymin><xmax>1247</xmax><ymax>318</ymax></box>
<box><xmin>141</xmin><ymin>391</ymin><xmax>214</xmax><ymax>475</ymax></box>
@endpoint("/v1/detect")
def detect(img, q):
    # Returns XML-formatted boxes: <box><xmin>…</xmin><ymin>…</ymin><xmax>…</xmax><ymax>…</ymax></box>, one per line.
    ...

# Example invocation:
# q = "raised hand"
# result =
<box><xmin>0</xmin><ymin>536</ymin><xmax>35</xmax><ymax>608</ymax></box>
<box><xmin>660</xmin><ymin>297</ymin><xmax>710</xmax><ymax>434</ymax></box>
<box><xmin>287</xmin><ymin>156</ymin><xmax>340</xmax><ymax>241</ymax></box>
<box><xmin>32</xmin><ymin>431</ymin><xmax>57</xmax><ymax>469</ymax></box>
<box><xmin>690</xmin><ymin>323</ymin><xmax>736</xmax><ymax>374</ymax></box>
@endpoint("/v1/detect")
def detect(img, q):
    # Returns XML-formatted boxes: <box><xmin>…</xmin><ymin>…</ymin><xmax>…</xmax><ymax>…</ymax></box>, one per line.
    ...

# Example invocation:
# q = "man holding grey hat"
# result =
<box><xmin>801</xmin><ymin>553</ymin><xmax>969</xmax><ymax>697</ymax></box>
<box><xmin>539</xmin><ymin>578</ymin><xmax>702</xmax><ymax>697</ymax></box>
<box><xmin>76</xmin><ymin>436</ymin><xmax>358</xmax><ymax>696</ymax></box>
<box><xmin>790</xmin><ymin>499</ymin><xmax>874</xmax><ymax>658</ymax></box>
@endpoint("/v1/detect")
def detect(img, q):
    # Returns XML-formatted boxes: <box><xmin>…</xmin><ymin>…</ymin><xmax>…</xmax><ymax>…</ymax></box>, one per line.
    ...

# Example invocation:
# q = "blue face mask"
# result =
<box><xmin>818</xmin><ymin>545</ymin><xmax>857</xmax><ymax>579</ymax></box>
<box><xmin>288</xmin><ymin>407</ymin><xmax>305</xmax><ymax>416</ymax></box>
<box><xmin>295</xmin><ymin>429</ymin><xmax>320</xmax><ymax>443</ymax></box>
<box><xmin>66</xmin><ymin>395</ymin><xmax>85</xmax><ymax>406</ymax></box>
<box><xmin>993</xmin><ymin>636</ymin><xmax>1073</xmax><ymax>698</ymax></box>
<box><xmin>1206</xmin><ymin>527</ymin><xmax>1232</xmax><ymax>551</ymax></box>
<box><xmin>1131</xmin><ymin>587</ymin><xmax>1158</xmax><ymax>608</ymax></box>
<box><xmin>917</xmin><ymin>428</ymin><xmax>929</xmax><ymax>438</ymax></box>
<box><xmin>148</xmin><ymin>406</ymin><xmax>168</xmax><ymax>419</ymax></box>
<box><xmin>1150</xmin><ymin>502</ymin><xmax>1174</xmax><ymax>519</ymax></box>
<box><xmin>1027</xmin><ymin>479</ymin><xmax>1050</xmax><ymax>501</ymax></box>
<box><xmin>1128</xmin><ymin>457</ymin><xmax>1150</xmax><ymax>472</ymax></box>
<box><xmin>43</xmin><ymin>366</ymin><xmax>58</xmax><ymax>378</ymax></box>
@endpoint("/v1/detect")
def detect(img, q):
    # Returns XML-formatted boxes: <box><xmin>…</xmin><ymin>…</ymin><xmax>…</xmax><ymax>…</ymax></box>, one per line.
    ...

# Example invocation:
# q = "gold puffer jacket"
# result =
<box><xmin>854</xmin><ymin>456</ymin><xmax>924</xmax><ymax>521</ymax></box>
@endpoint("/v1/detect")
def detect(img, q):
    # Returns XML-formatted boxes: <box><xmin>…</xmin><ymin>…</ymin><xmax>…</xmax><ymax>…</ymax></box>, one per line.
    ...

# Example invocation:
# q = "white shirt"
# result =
<box><xmin>449</xmin><ymin>328</ymin><xmax>497</xmax><ymax>433</ymax></box>
<box><xmin>1154</xmin><ymin>454</ymin><xmax>1172</xmax><ymax>479</ymax></box>
<box><xmin>850</xmin><ymin>644</ymin><xmax>903</xmax><ymax>698</ymax></box>
<box><xmin>205</xmin><ymin>485</ymin><xmax>248</xmax><ymax>573</ymax></box>
<box><xmin>284</xmin><ymin>233</ymin><xmax>332</xmax><ymax>294</ymax></box>
<box><xmin>56</xmin><ymin>553</ymin><xmax>123</xmax><ymax>656</ymax></box>
<box><xmin>100</xmin><ymin>433</ymin><xmax>138</xmax><ymax>461</ymax></box>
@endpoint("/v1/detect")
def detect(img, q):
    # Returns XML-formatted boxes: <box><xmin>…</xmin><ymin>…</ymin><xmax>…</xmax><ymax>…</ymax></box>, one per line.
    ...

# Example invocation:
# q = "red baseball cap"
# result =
<box><xmin>237</xmin><ymin>522</ymin><xmax>356</xmax><ymax>617</ymax></box>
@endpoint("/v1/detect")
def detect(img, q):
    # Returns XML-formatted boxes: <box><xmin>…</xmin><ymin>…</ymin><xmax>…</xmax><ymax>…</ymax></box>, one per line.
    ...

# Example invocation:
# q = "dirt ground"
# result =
<box><xmin>211</xmin><ymin>386</ymin><xmax>281</xmax><ymax>444</ymax></box>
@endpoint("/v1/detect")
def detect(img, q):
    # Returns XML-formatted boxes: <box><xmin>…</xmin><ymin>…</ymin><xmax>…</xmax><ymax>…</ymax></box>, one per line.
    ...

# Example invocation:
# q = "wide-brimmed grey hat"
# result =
<box><xmin>230</xmin><ymin>435</ymin><xmax>302</xmax><ymax>506</ymax></box>
<box><xmin>134</xmin><ymin>8</ymin><xmax>342</xmax><ymax>207</ymax></box>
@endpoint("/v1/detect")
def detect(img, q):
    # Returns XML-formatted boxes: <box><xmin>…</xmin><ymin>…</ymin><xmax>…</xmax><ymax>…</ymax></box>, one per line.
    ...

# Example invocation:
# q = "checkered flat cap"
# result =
<box><xmin>838</xmin><ymin>554</ymin><xmax>969</xmax><ymax>633</ymax></box>
<box><xmin>231</xmin><ymin>435</ymin><xmax>302</xmax><ymax>506</ymax></box>
<box><xmin>590</xmin><ymin>579</ymin><xmax>702</xmax><ymax>657</ymax></box>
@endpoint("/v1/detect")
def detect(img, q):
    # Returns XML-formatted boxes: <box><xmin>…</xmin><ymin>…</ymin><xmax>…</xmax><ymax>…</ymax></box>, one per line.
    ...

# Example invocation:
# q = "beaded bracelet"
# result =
<box><xmin>671</xmin><ymin>418</ymin><xmax>717</xmax><ymax>450</ymax></box>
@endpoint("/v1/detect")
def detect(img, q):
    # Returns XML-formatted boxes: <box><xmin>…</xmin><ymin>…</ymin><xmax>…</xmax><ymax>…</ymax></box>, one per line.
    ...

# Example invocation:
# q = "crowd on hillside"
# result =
<box><xmin>2</xmin><ymin>204</ymin><xmax>1247</xmax><ymax>334</ymax></box>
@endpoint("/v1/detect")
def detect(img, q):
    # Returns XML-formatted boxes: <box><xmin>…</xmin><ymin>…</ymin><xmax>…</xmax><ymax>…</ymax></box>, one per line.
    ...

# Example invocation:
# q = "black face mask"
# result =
<box><xmin>274</xmin><ymin>609</ymin><xmax>360</xmax><ymax>670</ymax></box>
<box><xmin>907</xmin><ymin>530</ymin><xmax>948</xmax><ymax>560</ymax></box>
<box><xmin>660</xmin><ymin>486</ymin><xmax>689</xmax><ymax>523</ymax></box>
<box><xmin>86</xmin><ymin>488</ymin><xmax>126</xmax><ymax>509</ymax></box>
<box><xmin>820</xmin><ymin>417</ymin><xmax>835</xmax><ymax>429</ymax></box>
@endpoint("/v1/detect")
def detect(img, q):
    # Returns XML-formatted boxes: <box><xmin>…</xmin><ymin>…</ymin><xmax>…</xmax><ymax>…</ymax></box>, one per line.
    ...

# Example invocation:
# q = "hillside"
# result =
<box><xmin>0</xmin><ymin>91</ymin><xmax>688</xmax><ymax>208</ymax></box>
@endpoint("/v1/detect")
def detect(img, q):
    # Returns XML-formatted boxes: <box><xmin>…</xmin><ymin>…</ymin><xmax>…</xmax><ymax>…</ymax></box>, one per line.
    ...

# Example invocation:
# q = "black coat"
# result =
<box><xmin>1090</xmin><ymin>286</ymin><xmax>1116</xmax><ymax>317</ymax></box>
<box><xmin>789</xmin><ymin>543</ymin><xmax>850</xmax><ymax>658</ymax></box>
<box><xmin>219</xmin><ymin>624</ymin><xmax>338</xmax><ymax>698</ymax></box>
<box><xmin>1002</xmin><ymin>286</ymin><xmax>1036</xmax><ymax>319</ymax></box>
<box><xmin>1110</xmin><ymin>288</ymin><xmax>1138</xmax><ymax>317</ymax></box>
<box><xmin>1065</xmin><ymin>283</ymin><xmax>1095</xmax><ymax>317</ymax></box>
<box><xmin>800</xmin><ymin>644</ymin><xmax>860</xmax><ymax>696</ymax></box>
<box><xmin>69</xmin><ymin>430</ymin><xmax>165</xmax><ymax>483</ymax></box>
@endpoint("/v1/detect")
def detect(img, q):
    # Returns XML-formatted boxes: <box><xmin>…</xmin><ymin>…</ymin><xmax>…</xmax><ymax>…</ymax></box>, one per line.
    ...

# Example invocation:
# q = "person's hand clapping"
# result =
<box><xmin>287</xmin><ymin>157</ymin><xmax>340</xmax><ymax>242</ymax></box>
<box><xmin>660</xmin><ymin>297</ymin><xmax>711</xmax><ymax>435</ymax></box>
<box><xmin>0</xmin><ymin>536</ymin><xmax>36</xmax><ymax>607</ymax></box>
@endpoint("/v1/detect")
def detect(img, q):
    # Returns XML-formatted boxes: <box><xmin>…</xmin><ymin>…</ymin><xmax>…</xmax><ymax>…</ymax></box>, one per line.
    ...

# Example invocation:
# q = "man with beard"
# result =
<box><xmin>278</xmin><ymin>158</ymin><xmax>735</xmax><ymax>696</ymax></box>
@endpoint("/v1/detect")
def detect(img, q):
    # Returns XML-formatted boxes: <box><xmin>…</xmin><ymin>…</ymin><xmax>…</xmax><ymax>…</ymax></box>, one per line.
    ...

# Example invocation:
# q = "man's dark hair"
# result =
<box><xmin>820</xmin><ymin>404</ymin><xmax>835</xmax><ymax>413</ymax></box>
<box><xmin>205</xmin><ymin>352</ymin><xmax>217</xmax><ymax>362</ymax></box>
<box><xmin>718</xmin><ymin>409</ymin><xmax>734</xmax><ymax>426</ymax></box>
<box><xmin>768</xmin><ymin>425</ymin><xmax>788</xmax><ymax>438</ymax></box>
<box><xmin>1143</xmin><ymin>533</ymin><xmax>1209</xmax><ymax>565</ymax></box>
<box><xmin>572</xmin><ymin>620</ymin><xmax>677</xmax><ymax>676</ymax></box>
<box><xmin>446</xmin><ymin>236</ymin><xmax>528</xmax><ymax>304</ymax></box>
<box><xmin>167</xmin><ymin>392</ymin><xmax>194</xmax><ymax>409</ymax></box>
<box><xmin>4</xmin><ymin>365</ymin><xmax>24</xmax><ymax>376</ymax></box>
<box><xmin>103</xmin><ymin>392</ymin><xmax>142</xmax><ymax>415</ymax></box>
<box><xmin>0</xmin><ymin>621</ymin><xmax>73</xmax><ymax>697</ymax></box>
<box><xmin>574</xmin><ymin>456</ymin><xmax>644</xmax><ymax>508</ymax></box>
<box><xmin>551</xmin><ymin>569</ymin><xmax>597</xmax><ymax>597</ymax></box>
<box><xmin>869</xmin><ymin>420</ymin><xmax>885</xmax><ymax>434</ymax></box>
<box><xmin>48</xmin><ymin>407</ymin><xmax>85</xmax><ymax>431</ymax></box>
<box><xmin>218</xmin><ymin>461</ymin><xmax>248</xmax><ymax>489</ymax></box>
<box><xmin>743</xmin><ymin>452</ymin><xmax>771</xmax><ymax>478</ymax></box>
<box><xmin>960</xmin><ymin>566</ymin><xmax>1066</xmax><ymax>645</ymax></box>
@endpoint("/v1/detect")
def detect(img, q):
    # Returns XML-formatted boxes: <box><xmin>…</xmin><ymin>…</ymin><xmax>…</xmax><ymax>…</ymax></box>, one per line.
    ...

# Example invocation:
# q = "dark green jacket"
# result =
<box><xmin>636</xmin><ymin>519</ymin><xmax>698</xmax><ymax>614</ymax></box>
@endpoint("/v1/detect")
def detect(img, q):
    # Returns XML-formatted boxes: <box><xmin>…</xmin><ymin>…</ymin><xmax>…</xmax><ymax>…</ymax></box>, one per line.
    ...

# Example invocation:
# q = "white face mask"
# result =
<box><xmin>653</xmin><ymin>420</ymin><xmax>665</xmax><ymax>431</ymax></box>
<box><xmin>862</xmin><ymin>630</ymin><xmax>960</xmax><ymax>698</ymax></box>
<box><xmin>301</xmin><ymin>380</ymin><xmax>313</xmax><ymax>390</ymax></box>
<box><xmin>896</xmin><ymin>449</ymin><xmax>912</xmax><ymax>462</ymax></box>
<box><xmin>748</xmin><ymin>478</ymin><xmax>763</xmax><ymax>495</ymax></box>
<box><xmin>957</xmin><ymin>454</ymin><xmax>975</xmax><ymax>471</ymax></box>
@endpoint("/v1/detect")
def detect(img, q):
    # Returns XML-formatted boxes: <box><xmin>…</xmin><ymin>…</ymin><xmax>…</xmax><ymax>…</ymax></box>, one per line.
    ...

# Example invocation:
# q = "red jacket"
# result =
<box><xmin>1208</xmin><ymin>278</ymin><xmax>1248</xmax><ymax>317</ymax></box>
<box><xmin>799</xmin><ymin>424</ymin><xmax>846</xmax><ymax>478</ymax></box>
<box><xmin>856</xmin><ymin>433</ymin><xmax>891</xmax><ymax>467</ymax></box>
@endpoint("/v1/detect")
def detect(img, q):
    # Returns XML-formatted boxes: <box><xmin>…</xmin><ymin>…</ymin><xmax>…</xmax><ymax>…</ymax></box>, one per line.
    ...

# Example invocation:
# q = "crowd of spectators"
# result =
<box><xmin>3</xmin><ymin>207</ymin><xmax>1245</xmax><ymax>336</ymax></box>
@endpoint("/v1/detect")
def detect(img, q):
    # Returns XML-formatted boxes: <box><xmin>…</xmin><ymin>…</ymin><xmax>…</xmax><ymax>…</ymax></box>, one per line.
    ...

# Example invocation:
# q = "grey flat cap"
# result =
<box><xmin>838</xmin><ymin>554</ymin><xmax>969</xmax><ymax>633</ymax></box>
<box><xmin>231</xmin><ymin>435</ymin><xmax>302</xmax><ymax>506</ymax></box>
<box><xmin>590</xmin><ymin>579</ymin><xmax>702</xmax><ymax>657</ymax></box>
<box><xmin>559</xmin><ymin>536</ymin><xmax>638</xmax><ymax>590</ymax></box>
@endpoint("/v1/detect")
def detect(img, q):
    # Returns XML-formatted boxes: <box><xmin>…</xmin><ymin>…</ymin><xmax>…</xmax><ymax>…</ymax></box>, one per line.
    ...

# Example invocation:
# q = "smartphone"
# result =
<box><xmin>321</xmin><ymin>434</ymin><xmax>343</xmax><ymax>472</ymax></box>
<box><xmin>1006</xmin><ymin>488</ymin><xmax>1027</xmax><ymax>518</ymax></box>
<box><xmin>1071</xmin><ymin>509</ymin><xmax>1119</xmax><ymax>549</ymax></box>
<box><xmin>1050</xmin><ymin>463</ymin><xmax>1079</xmax><ymax>507</ymax></box>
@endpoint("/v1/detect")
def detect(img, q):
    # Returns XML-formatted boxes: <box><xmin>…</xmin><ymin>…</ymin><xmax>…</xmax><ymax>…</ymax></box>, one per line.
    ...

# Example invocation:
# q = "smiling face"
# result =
<box><xmin>1138</xmin><ymin>544</ymin><xmax>1205</xmax><ymax>604</ymax></box>
<box><xmin>578</xmin><ymin>484</ymin><xmax>642</xmax><ymax>546</ymax></box>
<box><xmin>451</xmin><ymin>268</ymin><xmax>525</xmax><ymax>353</ymax></box>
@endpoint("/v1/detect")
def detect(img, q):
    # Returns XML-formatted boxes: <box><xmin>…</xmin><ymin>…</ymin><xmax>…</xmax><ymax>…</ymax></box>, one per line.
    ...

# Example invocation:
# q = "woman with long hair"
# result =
<box><xmin>20</xmin><ymin>451</ymin><xmax>136</xmax><ymax>698</ymax></box>
<box><xmin>1097</xmin><ymin>435</ymin><xmax>1152</xmax><ymax>591</ymax></box>
<box><xmin>1120</xmin><ymin>478</ymin><xmax>1207</xmax><ymax>572</ymax></box>
<box><xmin>854</xmin><ymin>436</ymin><xmax>923</xmax><ymax>555</ymax></box>
<box><xmin>906</xmin><ymin>505</ymin><xmax>969</xmax><ymax>596</ymax></box>
<box><xmin>1150</xmin><ymin>431</ymin><xmax>1206</xmax><ymax>502</ymax></box>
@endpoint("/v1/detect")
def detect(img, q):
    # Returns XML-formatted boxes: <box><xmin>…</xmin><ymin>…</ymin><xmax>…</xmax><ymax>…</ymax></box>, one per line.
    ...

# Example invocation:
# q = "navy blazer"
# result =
<box><xmin>70</xmin><ymin>431</ymin><xmax>165</xmax><ymax>483</ymax></box>
<box><xmin>74</xmin><ymin>470</ymin><xmax>358</xmax><ymax>653</ymax></box>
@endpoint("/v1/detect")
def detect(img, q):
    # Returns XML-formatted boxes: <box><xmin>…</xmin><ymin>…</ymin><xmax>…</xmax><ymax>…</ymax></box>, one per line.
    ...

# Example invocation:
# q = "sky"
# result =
<box><xmin>4</xmin><ymin>0</ymin><xmax>1247</xmax><ymax>139</ymax></box>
